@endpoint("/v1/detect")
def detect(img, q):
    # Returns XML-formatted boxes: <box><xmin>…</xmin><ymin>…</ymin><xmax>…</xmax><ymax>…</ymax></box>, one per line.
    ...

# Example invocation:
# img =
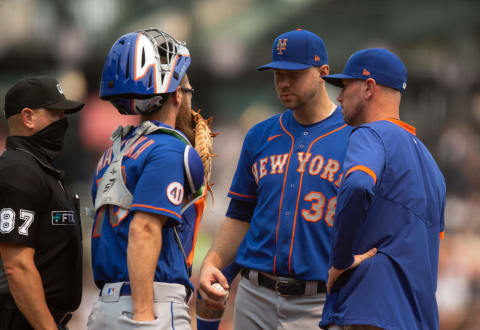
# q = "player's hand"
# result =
<box><xmin>198</xmin><ymin>264</ymin><xmax>229</xmax><ymax>310</ymax></box>
<box><xmin>326</xmin><ymin>247</ymin><xmax>377</xmax><ymax>294</ymax></box>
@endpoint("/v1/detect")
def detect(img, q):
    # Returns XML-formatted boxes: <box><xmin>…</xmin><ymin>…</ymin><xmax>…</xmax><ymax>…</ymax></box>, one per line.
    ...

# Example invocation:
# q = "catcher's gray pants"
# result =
<box><xmin>234</xmin><ymin>273</ymin><xmax>326</xmax><ymax>330</ymax></box>
<box><xmin>87</xmin><ymin>282</ymin><xmax>191</xmax><ymax>330</ymax></box>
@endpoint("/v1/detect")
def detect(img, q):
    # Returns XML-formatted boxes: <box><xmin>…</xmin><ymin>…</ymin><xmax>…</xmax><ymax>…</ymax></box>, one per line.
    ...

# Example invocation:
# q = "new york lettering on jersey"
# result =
<box><xmin>229</xmin><ymin>108</ymin><xmax>352</xmax><ymax>281</ymax></box>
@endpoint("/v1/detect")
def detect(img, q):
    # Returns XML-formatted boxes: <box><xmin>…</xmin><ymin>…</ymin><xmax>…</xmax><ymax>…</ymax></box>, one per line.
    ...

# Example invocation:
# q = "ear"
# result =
<box><xmin>173</xmin><ymin>86</ymin><xmax>182</xmax><ymax>105</ymax></box>
<box><xmin>318</xmin><ymin>64</ymin><xmax>330</xmax><ymax>77</ymax></box>
<box><xmin>20</xmin><ymin>108</ymin><xmax>35</xmax><ymax>129</ymax></box>
<box><xmin>364</xmin><ymin>78</ymin><xmax>377</xmax><ymax>100</ymax></box>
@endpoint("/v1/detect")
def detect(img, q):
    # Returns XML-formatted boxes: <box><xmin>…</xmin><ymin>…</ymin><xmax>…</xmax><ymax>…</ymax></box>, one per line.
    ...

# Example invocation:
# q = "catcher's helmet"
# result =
<box><xmin>100</xmin><ymin>28</ymin><xmax>191</xmax><ymax>115</ymax></box>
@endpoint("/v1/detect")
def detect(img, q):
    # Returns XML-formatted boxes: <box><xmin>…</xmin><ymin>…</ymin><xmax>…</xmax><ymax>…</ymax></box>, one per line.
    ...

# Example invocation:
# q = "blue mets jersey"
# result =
<box><xmin>320</xmin><ymin>119</ymin><xmax>446</xmax><ymax>330</ymax></box>
<box><xmin>227</xmin><ymin>108</ymin><xmax>351</xmax><ymax>281</ymax></box>
<box><xmin>91</xmin><ymin>121</ymin><xmax>194</xmax><ymax>291</ymax></box>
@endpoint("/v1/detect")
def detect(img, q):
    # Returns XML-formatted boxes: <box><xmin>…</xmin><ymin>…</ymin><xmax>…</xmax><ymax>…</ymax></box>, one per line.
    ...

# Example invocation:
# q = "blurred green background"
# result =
<box><xmin>1</xmin><ymin>0</ymin><xmax>479</xmax><ymax>329</ymax></box>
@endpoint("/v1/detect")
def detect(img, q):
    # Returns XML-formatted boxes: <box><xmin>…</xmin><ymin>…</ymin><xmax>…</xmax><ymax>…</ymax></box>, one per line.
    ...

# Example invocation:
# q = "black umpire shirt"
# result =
<box><xmin>0</xmin><ymin>135</ymin><xmax>82</xmax><ymax>313</ymax></box>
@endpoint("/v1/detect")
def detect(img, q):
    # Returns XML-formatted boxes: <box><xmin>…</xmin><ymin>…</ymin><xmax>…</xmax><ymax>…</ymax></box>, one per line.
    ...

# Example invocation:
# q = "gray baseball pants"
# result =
<box><xmin>234</xmin><ymin>273</ymin><xmax>326</xmax><ymax>330</ymax></box>
<box><xmin>87</xmin><ymin>282</ymin><xmax>191</xmax><ymax>330</ymax></box>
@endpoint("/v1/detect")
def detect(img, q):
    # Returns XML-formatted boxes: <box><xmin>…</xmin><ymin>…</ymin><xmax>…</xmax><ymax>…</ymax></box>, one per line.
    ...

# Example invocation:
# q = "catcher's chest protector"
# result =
<box><xmin>94</xmin><ymin>120</ymin><xmax>206</xmax><ymax>270</ymax></box>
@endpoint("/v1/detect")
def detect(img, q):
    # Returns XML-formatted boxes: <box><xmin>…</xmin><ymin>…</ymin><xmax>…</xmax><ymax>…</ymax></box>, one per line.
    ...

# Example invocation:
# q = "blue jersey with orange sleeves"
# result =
<box><xmin>227</xmin><ymin>108</ymin><xmax>351</xmax><ymax>281</ymax></box>
<box><xmin>91</xmin><ymin>121</ymin><xmax>194</xmax><ymax>291</ymax></box>
<box><xmin>320</xmin><ymin>119</ymin><xmax>446</xmax><ymax>330</ymax></box>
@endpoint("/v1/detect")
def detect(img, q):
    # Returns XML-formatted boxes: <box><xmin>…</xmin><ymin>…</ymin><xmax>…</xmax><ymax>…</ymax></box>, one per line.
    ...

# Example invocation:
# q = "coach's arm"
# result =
<box><xmin>127</xmin><ymin>211</ymin><xmax>168</xmax><ymax>322</ymax></box>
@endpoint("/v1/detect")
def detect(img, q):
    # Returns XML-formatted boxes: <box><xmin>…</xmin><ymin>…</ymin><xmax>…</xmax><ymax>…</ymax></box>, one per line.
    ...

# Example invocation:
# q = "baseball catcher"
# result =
<box><xmin>88</xmin><ymin>28</ymin><xmax>214</xmax><ymax>330</ymax></box>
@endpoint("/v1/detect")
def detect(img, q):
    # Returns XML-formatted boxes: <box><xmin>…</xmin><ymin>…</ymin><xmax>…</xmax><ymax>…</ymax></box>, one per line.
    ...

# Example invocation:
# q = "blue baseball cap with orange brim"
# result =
<box><xmin>257</xmin><ymin>29</ymin><xmax>328</xmax><ymax>71</ymax></box>
<box><xmin>323</xmin><ymin>48</ymin><xmax>408</xmax><ymax>93</ymax></box>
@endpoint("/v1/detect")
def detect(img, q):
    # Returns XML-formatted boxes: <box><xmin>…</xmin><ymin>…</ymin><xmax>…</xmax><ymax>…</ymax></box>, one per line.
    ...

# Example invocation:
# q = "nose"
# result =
<box><xmin>337</xmin><ymin>90</ymin><xmax>344</xmax><ymax>104</ymax></box>
<box><xmin>275</xmin><ymin>75</ymin><xmax>289</xmax><ymax>89</ymax></box>
<box><xmin>280</xmin><ymin>78</ymin><xmax>290</xmax><ymax>89</ymax></box>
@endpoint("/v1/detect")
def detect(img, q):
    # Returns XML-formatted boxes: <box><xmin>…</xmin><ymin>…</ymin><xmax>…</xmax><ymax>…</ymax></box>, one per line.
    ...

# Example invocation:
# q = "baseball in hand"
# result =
<box><xmin>212</xmin><ymin>282</ymin><xmax>229</xmax><ymax>300</ymax></box>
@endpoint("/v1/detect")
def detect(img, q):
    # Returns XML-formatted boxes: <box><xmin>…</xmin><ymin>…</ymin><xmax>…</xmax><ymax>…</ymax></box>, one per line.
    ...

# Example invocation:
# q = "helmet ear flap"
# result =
<box><xmin>110</xmin><ymin>95</ymin><xmax>167</xmax><ymax>115</ymax></box>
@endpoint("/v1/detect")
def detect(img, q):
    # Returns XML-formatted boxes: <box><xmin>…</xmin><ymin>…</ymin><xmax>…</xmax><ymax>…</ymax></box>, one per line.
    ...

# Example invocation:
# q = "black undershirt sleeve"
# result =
<box><xmin>225</xmin><ymin>198</ymin><xmax>256</xmax><ymax>223</ymax></box>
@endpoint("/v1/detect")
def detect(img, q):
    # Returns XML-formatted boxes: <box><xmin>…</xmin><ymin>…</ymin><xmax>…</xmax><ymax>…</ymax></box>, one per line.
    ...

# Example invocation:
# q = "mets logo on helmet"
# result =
<box><xmin>277</xmin><ymin>39</ymin><xmax>288</xmax><ymax>55</ymax></box>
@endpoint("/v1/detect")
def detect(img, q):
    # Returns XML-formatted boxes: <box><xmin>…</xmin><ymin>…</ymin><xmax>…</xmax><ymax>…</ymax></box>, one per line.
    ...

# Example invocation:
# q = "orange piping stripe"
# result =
<box><xmin>273</xmin><ymin>113</ymin><xmax>295</xmax><ymax>275</ymax></box>
<box><xmin>440</xmin><ymin>232</ymin><xmax>445</xmax><ymax>240</ymax></box>
<box><xmin>130</xmin><ymin>204</ymin><xmax>180</xmax><ymax>219</ymax></box>
<box><xmin>92</xmin><ymin>207</ymin><xmax>103</xmax><ymax>238</ymax></box>
<box><xmin>154</xmin><ymin>58</ymin><xmax>157</xmax><ymax>94</ymax></box>
<box><xmin>133</xmin><ymin>33</ymin><xmax>141</xmax><ymax>80</ymax></box>
<box><xmin>384</xmin><ymin>118</ymin><xmax>416</xmax><ymax>136</ymax></box>
<box><xmin>268</xmin><ymin>134</ymin><xmax>283</xmax><ymax>142</ymax></box>
<box><xmin>186</xmin><ymin>197</ymin><xmax>206</xmax><ymax>266</ymax></box>
<box><xmin>345</xmin><ymin>165</ymin><xmax>377</xmax><ymax>185</ymax></box>
<box><xmin>288</xmin><ymin>124</ymin><xmax>348</xmax><ymax>276</ymax></box>
<box><xmin>228</xmin><ymin>190</ymin><xmax>256</xmax><ymax>199</ymax></box>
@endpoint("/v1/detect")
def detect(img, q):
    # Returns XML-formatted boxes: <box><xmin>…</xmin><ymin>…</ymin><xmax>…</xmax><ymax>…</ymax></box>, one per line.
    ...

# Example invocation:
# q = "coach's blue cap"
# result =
<box><xmin>323</xmin><ymin>48</ymin><xmax>407</xmax><ymax>93</ymax></box>
<box><xmin>257</xmin><ymin>29</ymin><xmax>328</xmax><ymax>71</ymax></box>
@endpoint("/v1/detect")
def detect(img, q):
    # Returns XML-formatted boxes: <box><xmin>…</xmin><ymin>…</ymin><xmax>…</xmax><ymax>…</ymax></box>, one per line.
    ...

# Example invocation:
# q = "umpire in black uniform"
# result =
<box><xmin>0</xmin><ymin>76</ymin><xmax>84</xmax><ymax>330</ymax></box>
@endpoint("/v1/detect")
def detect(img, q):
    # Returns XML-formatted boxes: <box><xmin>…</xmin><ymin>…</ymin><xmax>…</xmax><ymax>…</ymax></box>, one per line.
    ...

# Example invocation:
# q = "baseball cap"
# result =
<box><xmin>323</xmin><ymin>48</ymin><xmax>407</xmax><ymax>93</ymax></box>
<box><xmin>257</xmin><ymin>28</ymin><xmax>328</xmax><ymax>71</ymax></box>
<box><xmin>4</xmin><ymin>76</ymin><xmax>84</xmax><ymax>119</ymax></box>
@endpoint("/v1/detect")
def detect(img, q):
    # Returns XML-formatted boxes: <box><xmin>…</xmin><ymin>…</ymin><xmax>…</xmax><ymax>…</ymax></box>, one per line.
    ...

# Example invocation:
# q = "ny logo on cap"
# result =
<box><xmin>362</xmin><ymin>69</ymin><xmax>371</xmax><ymax>76</ymax></box>
<box><xmin>56</xmin><ymin>84</ymin><xmax>64</xmax><ymax>95</ymax></box>
<box><xmin>277</xmin><ymin>39</ymin><xmax>288</xmax><ymax>55</ymax></box>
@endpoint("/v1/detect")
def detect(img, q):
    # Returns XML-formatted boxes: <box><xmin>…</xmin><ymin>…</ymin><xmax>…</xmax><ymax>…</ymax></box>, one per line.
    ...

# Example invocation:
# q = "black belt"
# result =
<box><xmin>241</xmin><ymin>269</ymin><xmax>326</xmax><ymax>296</ymax></box>
<box><xmin>120</xmin><ymin>283</ymin><xmax>131</xmax><ymax>296</ymax></box>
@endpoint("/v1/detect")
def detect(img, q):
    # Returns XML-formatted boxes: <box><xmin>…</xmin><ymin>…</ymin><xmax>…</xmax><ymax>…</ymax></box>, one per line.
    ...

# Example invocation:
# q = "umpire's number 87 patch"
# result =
<box><xmin>0</xmin><ymin>208</ymin><xmax>35</xmax><ymax>236</ymax></box>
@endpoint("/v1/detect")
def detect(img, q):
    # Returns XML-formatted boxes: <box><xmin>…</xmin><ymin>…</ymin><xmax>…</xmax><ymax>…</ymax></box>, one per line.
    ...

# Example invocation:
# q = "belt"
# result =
<box><xmin>241</xmin><ymin>269</ymin><xmax>326</xmax><ymax>296</ymax></box>
<box><xmin>120</xmin><ymin>283</ymin><xmax>131</xmax><ymax>296</ymax></box>
<box><xmin>101</xmin><ymin>282</ymin><xmax>193</xmax><ymax>302</ymax></box>
<box><xmin>99</xmin><ymin>283</ymin><xmax>132</xmax><ymax>296</ymax></box>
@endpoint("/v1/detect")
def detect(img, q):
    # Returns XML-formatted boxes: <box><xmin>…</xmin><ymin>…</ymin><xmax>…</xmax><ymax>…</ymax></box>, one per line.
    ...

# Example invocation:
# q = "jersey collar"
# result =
<box><xmin>383</xmin><ymin>118</ymin><xmax>416</xmax><ymax>136</ymax></box>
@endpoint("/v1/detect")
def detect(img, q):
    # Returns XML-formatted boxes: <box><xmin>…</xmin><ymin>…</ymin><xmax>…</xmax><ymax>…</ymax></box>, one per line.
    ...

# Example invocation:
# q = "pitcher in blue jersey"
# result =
<box><xmin>320</xmin><ymin>48</ymin><xmax>446</xmax><ymax>330</ymax></box>
<box><xmin>198</xmin><ymin>29</ymin><xmax>352</xmax><ymax>330</ymax></box>
<box><xmin>88</xmin><ymin>29</ymin><xmax>206</xmax><ymax>330</ymax></box>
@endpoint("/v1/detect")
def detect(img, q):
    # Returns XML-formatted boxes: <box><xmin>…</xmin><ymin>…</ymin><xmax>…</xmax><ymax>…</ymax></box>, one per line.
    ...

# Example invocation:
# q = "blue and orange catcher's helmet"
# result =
<box><xmin>100</xmin><ymin>28</ymin><xmax>191</xmax><ymax>115</ymax></box>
